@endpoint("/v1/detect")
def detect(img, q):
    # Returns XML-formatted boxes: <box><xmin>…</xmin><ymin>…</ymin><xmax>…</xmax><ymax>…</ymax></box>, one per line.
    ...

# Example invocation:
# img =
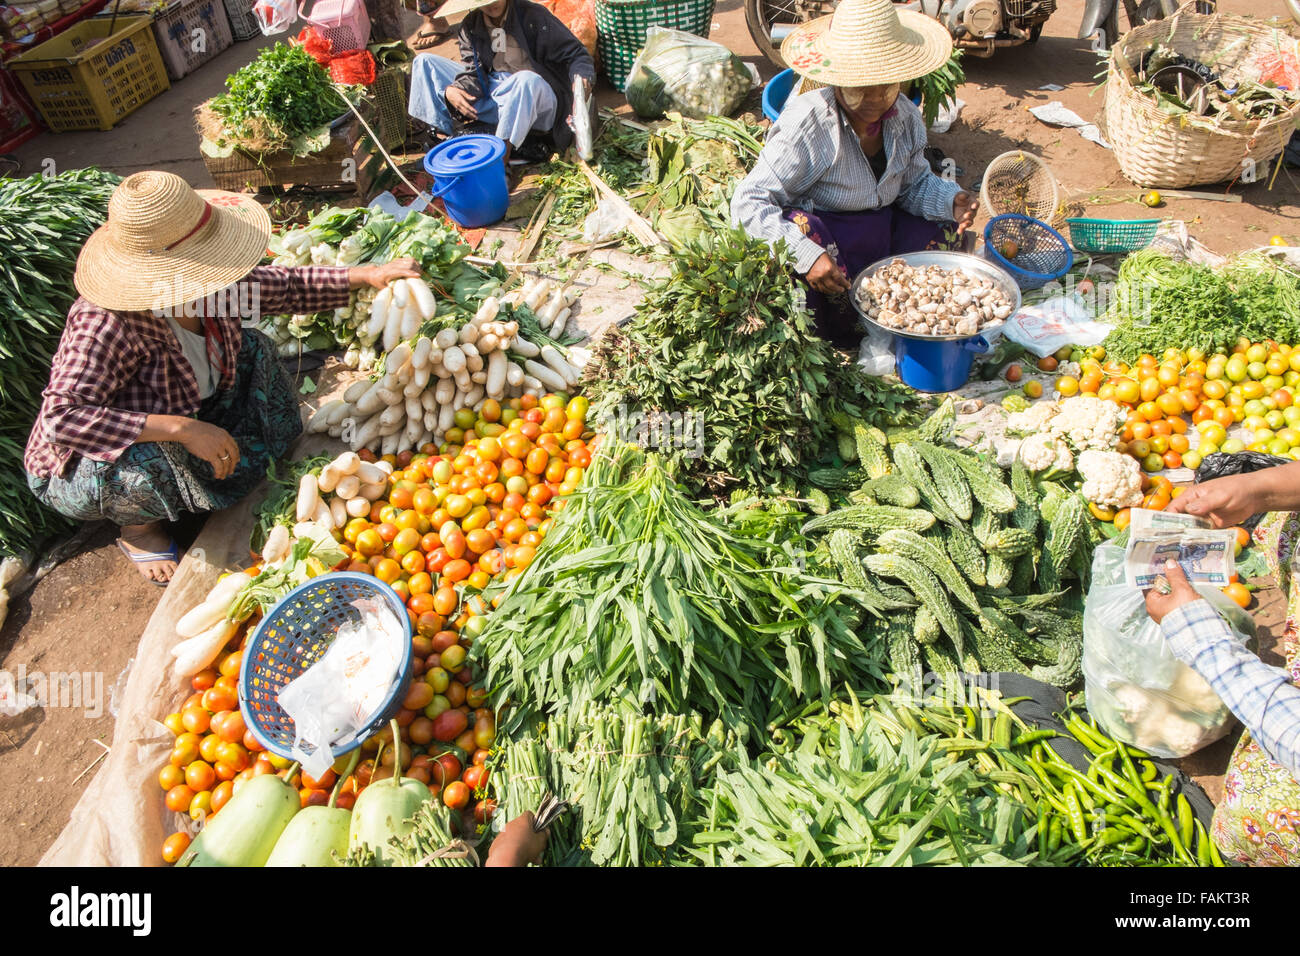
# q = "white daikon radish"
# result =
<box><xmin>375</xmin><ymin>460</ymin><xmax>395</xmax><ymax>475</ymax></box>
<box><xmin>412</xmin><ymin>365</ymin><xmax>431</xmax><ymax>390</ymax></box>
<box><xmin>383</xmin><ymin>308</ymin><xmax>403</xmax><ymax>353</ymax></box>
<box><xmin>175</xmin><ymin>571</ymin><xmax>253</xmax><ymax>638</ymax></box>
<box><xmin>406</xmin><ymin>395</ymin><xmax>423</xmax><ymax>423</ymax></box>
<box><xmin>539</xmin><ymin>289</ymin><xmax>565</xmax><ymax>326</ymax></box>
<box><xmin>376</xmin><ymin>387</ymin><xmax>403</xmax><ymax>407</ymax></box>
<box><xmin>523</xmin><ymin>279</ymin><xmax>550</xmax><ymax>311</ymax></box>
<box><xmin>524</xmin><ymin>359</ymin><xmax>567</xmax><ymax>391</ymax></box>
<box><xmin>317</xmin><ymin>461</ymin><xmax>341</xmax><ymax>494</ymax></box>
<box><xmin>172</xmin><ymin>619</ymin><xmax>239</xmax><ymax>677</ymax></box>
<box><xmin>296</xmin><ymin>474</ymin><xmax>320</xmax><ymax>522</ymax></box>
<box><xmin>335</xmin><ymin>474</ymin><xmax>361</xmax><ymax>499</ymax></box>
<box><xmin>540</xmin><ymin>345</ymin><xmax>582</xmax><ymax>386</ymax></box>
<box><xmin>400</xmin><ymin>300</ymin><xmax>421</xmax><ymax>339</ymax></box>
<box><xmin>408</xmin><ymin>277</ymin><xmax>437</xmax><ymax>319</ymax></box>
<box><xmin>351</xmin><ymin>412</ymin><xmax>384</xmax><ymax>451</ymax></box>
<box><xmin>329</xmin><ymin>497</ymin><xmax>349</xmax><ymax>529</ymax></box>
<box><xmin>306</xmin><ymin>399</ymin><xmax>344</xmax><ymax>433</ymax></box>
<box><xmin>355</xmin><ymin>383</ymin><xmax>386</xmax><ymax>416</ymax></box>
<box><xmin>435</xmin><ymin>378</ymin><xmax>455</xmax><ymax>404</ymax></box>
<box><xmin>424</xmin><ymin>409</ymin><xmax>439</xmax><ymax>431</ymax></box>
<box><xmin>379</xmin><ymin>404</ymin><xmax>405</xmax><ymax>430</ymax></box>
<box><xmin>511</xmin><ymin>335</ymin><xmax>541</xmax><ymax>358</ymax></box>
<box><xmin>471</xmin><ymin>370</ymin><xmax>488</xmax><ymax>385</ymax></box>
<box><xmin>411</xmin><ymin>336</ymin><xmax>432</xmax><ymax>369</ymax></box>
<box><xmin>486</xmin><ymin>350</ymin><xmax>508</xmax><ymax>397</ymax></box>
<box><xmin>328</xmin><ymin>422</ymin><xmax>345</xmax><ymax>439</ymax></box>
<box><xmin>418</xmin><ymin>429</ymin><xmax>433</xmax><ymax>449</ymax></box>
<box><xmin>523</xmin><ymin>374</ymin><xmax>544</xmax><ymax>392</ymax></box>
<box><xmin>453</xmin><ymin>368</ymin><xmax>472</xmax><ymax>392</ymax></box>
<box><xmin>477</xmin><ymin>332</ymin><xmax>500</xmax><ymax>353</ymax></box>
<box><xmin>462</xmin><ymin>345</ymin><xmax>483</xmax><ymax>373</ymax></box>
<box><xmin>452</xmin><ymin>389</ymin><xmax>466</xmax><ymax>411</ymax></box>
<box><xmin>313</xmin><ymin>499</ymin><xmax>334</xmax><ymax>530</ymax></box>
<box><xmin>343</xmin><ymin>380</ymin><xmax>371</xmax><ymax>403</ymax></box>
<box><xmin>326</xmin><ymin>401</ymin><xmax>350</xmax><ymax>427</ymax></box>
<box><xmin>421</xmin><ymin>390</ymin><xmax>438</xmax><ymax>411</ymax></box>
<box><xmin>357</xmin><ymin>461</ymin><xmax>387</xmax><ymax>484</ymax></box>
<box><xmin>390</xmin><ymin>277</ymin><xmax>409</xmax><ymax>309</ymax></box>
<box><xmin>458</xmin><ymin>322</ymin><xmax>479</xmax><ymax>344</ymax></box>
<box><xmin>389</xmin><ymin>342</ymin><xmax>412</xmax><ymax>373</ymax></box>
<box><xmin>261</xmin><ymin>526</ymin><xmax>291</xmax><ymax>565</ymax></box>
<box><xmin>380</xmin><ymin>431</ymin><xmax>401</xmax><ymax>456</ymax></box>
<box><xmin>367</xmin><ymin>286</ymin><xmax>392</xmax><ymax>338</ymax></box>
<box><xmin>463</xmin><ymin>385</ymin><xmax>484</xmax><ymax>408</ymax></box>
<box><xmin>434</xmin><ymin>328</ymin><xmax>459</xmax><ymax>350</ymax></box>
<box><xmin>346</xmin><ymin>495</ymin><xmax>371</xmax><ymax>518</ymax></box>
<box><xmin>438</xmin><ymin>403</ymin><xmax>455</xmax><ymax>433</ymax></box>
<box><xmin>381</xmin><ymin>371</ymin><xmax>401</xmax><ymax>393</ymax></box>
<box><xmin>404</xmin><ymin>380</ymin><xmax>424</xmax><ymax>398</ymax></box>
<box><xmin>361</xmin><ymin>480</ymin><xmax>388</xmax><ymax>500</ymax></box>
<box><xmin>332</xmin><ymin>452</ymin><xmax>361</xmax><ymax>476</ymax></box>
<box><xmin>506</xmin><ymin>362</ymin><xmax>525</xmax><ymax>387</ymax></box>
<box><xmin>551</xmin><ymin>308</ymin><xmax>571</xmax><ymax>338</ymax></box>
<box><xmin>403</xmin><ymin>416</ymin><xmax>423</xmax><ymax>448</ymax></box>
<box><xmin>442</xmin><ymin>345</ymin><xmax>466</xmax><ymax>375</ymax></box>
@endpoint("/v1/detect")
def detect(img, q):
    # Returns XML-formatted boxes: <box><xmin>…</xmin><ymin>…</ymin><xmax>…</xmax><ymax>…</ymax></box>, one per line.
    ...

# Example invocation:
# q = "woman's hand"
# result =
<box><xmin>806</xmin><ymin>253</ymin><xmax>851</xmax><ymax>296</ymax></box>
<box><xmin>445</xmin><ymin>85</ymin><xmax>478</xmax><ymax>120</ymax></box>
<box><xmin>180</xmin><ymin>420</ymin><xmax>240</xmax><ymax>480</ymax></box>
<box><xmin>1165</xmin><ymin>473</ymin><xmax>1260</xmax><ymax>529</ymax></box>
<box><xmin>1144</xmin><ymin>559</ymin><xmax>1202</xmax><ymax>625</ymax></box>
<box><xmin>485</xmin><ymin>812</ymin><xmax>548</xmax><ymax>866</ymax></box>
<box><xmin>350</xmin><ymin>258</ymin><xmax>422</xmax><ymax>291</ymax></box>
<box><xmin>952</xmin><ymin>192</ymin><xmax>977</xmax><ymax>234</ymax></box>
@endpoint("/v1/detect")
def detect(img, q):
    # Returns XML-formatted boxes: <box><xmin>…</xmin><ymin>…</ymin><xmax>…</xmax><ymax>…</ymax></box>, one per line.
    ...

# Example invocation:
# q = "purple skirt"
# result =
<box><xmin>785</xmin><ymin>204</ymin><xmax>961</xmax><ymax>349</ymax></box>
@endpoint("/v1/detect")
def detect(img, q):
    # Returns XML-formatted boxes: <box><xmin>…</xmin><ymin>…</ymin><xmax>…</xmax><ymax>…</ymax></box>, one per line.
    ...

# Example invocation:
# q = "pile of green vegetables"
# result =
<box><xmin>474</xmin><ymin>440</ymin><xmax>885</xmax><ymax>741</ymax></box>
<box><xmin>804</xmin><ymin>399</ymin><xmax>1093</xmax><ymax>688</ymax></box>
<box><xmin>0</xmin><ymin>168</ymin><xmax>120</xmax><ymax>557</ymax></box>
<box><xmin>1103</xmin><ymin>251</ymin><xmax>1300</xmax><ymax>362</ymax></box>
<box><xmin>203</xmin><ymin>43</ymin><xmax>353</xmax><ymax>154</ymax></box>
<box><xmin>585</xmin><ymin>229</ymin><xmax>915</xmax><ymax>495</ymax></box>
<box><xmin>912</xmin><ymin>50</ymin><xmax>965</xmax><ymax>129</ymax></box>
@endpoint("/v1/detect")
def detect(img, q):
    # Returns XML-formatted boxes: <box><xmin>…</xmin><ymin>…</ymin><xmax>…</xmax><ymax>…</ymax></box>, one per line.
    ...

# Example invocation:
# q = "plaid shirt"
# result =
<box><xmin>1162</xmin><ymin>599</ymin><xmax>1300</xmax><ymax>778</ymax></box>
<box><xmin>731</xmin><ymin>88</ymin><xmax>962</xmax><ymax>275</ymax></box>
<box><xmin>24</xmin><ymin>265</ymin><xmax>352</xmax><ymax>479</ymax></box>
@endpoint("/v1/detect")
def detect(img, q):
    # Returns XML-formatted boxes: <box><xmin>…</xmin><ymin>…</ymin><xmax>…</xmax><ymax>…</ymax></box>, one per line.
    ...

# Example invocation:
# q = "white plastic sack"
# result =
<box><xmin>857</xmin><ymin>324</ymin><xmax>895</xmax><ymax>376</ymax></box>
<box><xmin>253</xmin><ymin>0</ymin><xmax>296</xmax><ymax>35</ymax></box>
<box><xmin>623</xmin><ymin>27</ymin><xmax>753</xmax><ymax>119</ymax></box>
<box><xmin>278</xmin><ymin>594</ymin><xmax>405</xmax><ymax>778</ymax></box>
<box><xmin>581</xmin><ymin>197</ymin><xmax>633</xmax><ymax>243</ymax></box>
<box><xmin>1082</xmin><ymin>542</ymin><xmax>1251</xmax><ymax>758</ymax></box>
<box><xmin>1003</xmin><ymin>294</ymin><xmax>1111</xmax><ymax>358</ymax></box>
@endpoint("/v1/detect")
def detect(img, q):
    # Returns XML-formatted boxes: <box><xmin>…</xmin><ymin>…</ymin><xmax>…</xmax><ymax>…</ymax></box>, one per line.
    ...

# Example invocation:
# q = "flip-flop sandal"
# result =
<box><xmin>117</xmin><ymin>538</ymin><xmax>181</xmax><ymax>587</ymax></box>
<box><xmin>412</xmin><ymin>29</ymin><xmax>448</xmax><ymax>49</ymax></box>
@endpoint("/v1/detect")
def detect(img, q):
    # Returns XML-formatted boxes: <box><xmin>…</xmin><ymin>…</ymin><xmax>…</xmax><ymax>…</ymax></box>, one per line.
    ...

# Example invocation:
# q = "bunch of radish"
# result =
<box><xmin>306</xmin><ymin>283</ymin><xmax>584</xmax><ymax>456</ymax></box>
<box><xmin>294</xmin><ymin>452</ymin><xmax>394</xmax><ymax>530</ymax></box>
<box><xmin>504</xmin><ymin>275</ymin><xmax>580</xmax><ymax>339</ymax></box>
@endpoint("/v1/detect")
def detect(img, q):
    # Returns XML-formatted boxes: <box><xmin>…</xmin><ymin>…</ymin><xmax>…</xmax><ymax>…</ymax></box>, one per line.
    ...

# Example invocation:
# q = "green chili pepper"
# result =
<box><xmin>1063</xmin><ymin>785</ymin><xmax>1088</xmax><ymax>844</ymax></box>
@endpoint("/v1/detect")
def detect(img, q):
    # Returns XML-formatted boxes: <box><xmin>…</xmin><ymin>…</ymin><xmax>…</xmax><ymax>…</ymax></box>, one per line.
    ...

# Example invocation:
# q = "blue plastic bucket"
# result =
<box><xmin>892</xmin><ymin>332</ymin><xmax>990</xmax><ymax>393</ymax></box>
<box><xmin>423</xmin><ymin>134</ymin><xmax>508</xmax><ymax>228</ymax></box>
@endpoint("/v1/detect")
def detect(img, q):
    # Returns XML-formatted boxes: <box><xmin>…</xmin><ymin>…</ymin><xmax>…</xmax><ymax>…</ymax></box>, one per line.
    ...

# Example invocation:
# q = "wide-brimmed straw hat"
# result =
<box><xmin>74</xmin><ymin>170</ymin><xmax>271</xmax><ymax>313</ymax></box>
<box><xmin>781</xmin><ymin>0</ymin><xmax>953</xmax><ymax>89</ymax></box>
<box><xmin>434</xmin><ymin>0</ymin><xmax>499</xmax><ymax>19</ymax></box>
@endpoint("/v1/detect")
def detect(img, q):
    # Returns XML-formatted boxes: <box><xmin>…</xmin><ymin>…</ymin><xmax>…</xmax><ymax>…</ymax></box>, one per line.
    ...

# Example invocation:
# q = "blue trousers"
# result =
<box><xmin>408</xmin><ymin>54</ymin><xmax>557</xmax><ymax>148</ymax></box>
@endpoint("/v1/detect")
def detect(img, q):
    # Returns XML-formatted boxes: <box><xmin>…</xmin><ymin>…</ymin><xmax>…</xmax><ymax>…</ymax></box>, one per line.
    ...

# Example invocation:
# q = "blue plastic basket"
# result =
<box><xmin>239</xmin><ymin>572</ymin><xmax>413</xmax><ymax>761</ymax></box>
<box><xmin>983</xmin><ymin>214</ymin><xmax>1073</xmax><ymax>291</ymax></box>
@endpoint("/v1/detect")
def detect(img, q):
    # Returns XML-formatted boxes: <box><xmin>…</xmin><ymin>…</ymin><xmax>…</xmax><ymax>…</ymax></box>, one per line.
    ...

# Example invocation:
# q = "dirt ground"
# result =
<box><xmin>3</xmin><ymin>0</ymin><xmax>1297</xmax><ymax>865</ymax></box>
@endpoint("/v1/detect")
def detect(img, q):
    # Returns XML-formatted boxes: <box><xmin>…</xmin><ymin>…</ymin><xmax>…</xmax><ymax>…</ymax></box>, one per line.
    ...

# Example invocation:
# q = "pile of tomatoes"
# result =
<box><xmin>159</xmin><ymin>391</ymin><xmax>597</xmax><ymax>862</ymax></box>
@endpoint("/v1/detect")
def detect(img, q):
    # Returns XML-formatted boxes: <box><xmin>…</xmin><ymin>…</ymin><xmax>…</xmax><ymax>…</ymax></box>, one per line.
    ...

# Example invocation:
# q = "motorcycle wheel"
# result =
<box><xmin>744</xmin><ymin>0</ymin><xmax>834</xmax><ymax>68</ymax></box>
<box><xmin>1096</xmin><ymin>0</ymin><xmax>1193</xmax><ymax>50</ymax></box>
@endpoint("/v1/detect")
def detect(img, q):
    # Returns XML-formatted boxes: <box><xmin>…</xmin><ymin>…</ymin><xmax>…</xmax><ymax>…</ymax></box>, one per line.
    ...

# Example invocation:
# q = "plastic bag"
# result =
<box><xmin>254</xmin><ymin>0</ymin><xmax>297</xmax><ymax>34</ymax></box>
<box><xmin>857</xmin><ymin>323</ymin><xmax>895</xmax><ymax>376</ymax></box>
<box><xmin>1082</xmin><ymin>542</ymin><xmax>1252</xmax><ymax>758</ymax></box>
<box><xmin>1003</xmin><ymin>293</ymin><xmax>1110</xmax><ymax>358</ymax></box>
<box><xmin>624</xmin><ymin>27</ymin><xmax>754</xmax><ymax>120</ymax></box>
<box><xmin>278</xmin><ymin>595</ymin><xmax>406</xmax><ymax>778</ymax></box>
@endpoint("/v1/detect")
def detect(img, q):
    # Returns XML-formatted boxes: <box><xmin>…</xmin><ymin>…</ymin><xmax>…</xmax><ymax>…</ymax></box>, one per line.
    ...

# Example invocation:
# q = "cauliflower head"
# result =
<box><xmin>1018</xmin><ymin>433</ymin><xmax>1074</xmax><ymax>474</ymax></box>
<box><xmin>1048</xmin><ymin>396</ymin><xmax>1124</xmax><ymax>451</ymax></box>
<box><xmin>1005</xmin><ymin>400</ymin><xmax>1060</xmax><ymax>436</ymax></box>
<box><xmin>1077</xmin><ymin>450</ymin><xmax>1143</xmax><ymax>509</ymax></box>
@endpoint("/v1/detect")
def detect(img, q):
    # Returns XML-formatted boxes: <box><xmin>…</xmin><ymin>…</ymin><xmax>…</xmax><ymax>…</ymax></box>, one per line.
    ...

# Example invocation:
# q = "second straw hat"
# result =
<box><xmin>781</xmin><ymin>0</ymin><xmax>953</xmax><ymax>89</ymax></box>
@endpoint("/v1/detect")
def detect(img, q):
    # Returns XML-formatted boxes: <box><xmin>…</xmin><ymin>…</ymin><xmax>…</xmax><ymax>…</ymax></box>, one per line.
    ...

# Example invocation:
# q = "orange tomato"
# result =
<box><xmin>1233</xmin><ymin>527</ymin><xmax>1251</xmax><ymax>549</ymax></box>
<box><xmin>185</xmin><ymin>760</ymin><xmax>216</xmax><ymax>792</ymax></box>
<box><xmin>442</xmin><ymin>559</ymin><xmax>472</xmax><ymax>583</ymax></box>
<box><xmin>165</xmin><ymin>785</ymin><xmax>195</xmax><ymax>813</ymax></box>
<box><xmin>465</xmin><ymin>528</ymin><xmax>496</xmax><ymax>555</ymax></box>
<box><xmin>1113</xmin><ymin>508</ymin><xmax>1132</xmax><ymax>532</ymax></box>
<box><xmin>159</xmin><ymin>764</ymin><xmax>186</xmax><ymax>790</ymax></box>
<box><xmin>374</xmin><ymin>558</ymin><xmax>403</xmax><ymax>584</ymax></box>
<box><xmin>162</xmin><ymin>832</ymin><xmax>192</xmax><ymax>863</ymax></box>
<box><xmin>1139</xmin><ymin>377</ymin><xmax>1161</xmax><ymax>403</ymax></box>
<box><xmin>525</xmin><ymin>448</ymin><xmax>549</xmax><ymax>475</ymax></box>
<box><xmin>1222</xmin><ymin>582</ymin><xmax>1251</xmax><ymax>609</ymax></box>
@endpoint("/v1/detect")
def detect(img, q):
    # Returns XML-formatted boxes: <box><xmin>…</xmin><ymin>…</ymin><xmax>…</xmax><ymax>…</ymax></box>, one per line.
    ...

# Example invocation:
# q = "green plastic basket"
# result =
<box><xmin>1064</xmin><ymin>217</ymin><xmax>1160</xmax><ymax>254</ymax></box>
<box><xmin>594</xmin><ymin>0</ymin><xmax>717</xmax><ymax>91</ymax></box>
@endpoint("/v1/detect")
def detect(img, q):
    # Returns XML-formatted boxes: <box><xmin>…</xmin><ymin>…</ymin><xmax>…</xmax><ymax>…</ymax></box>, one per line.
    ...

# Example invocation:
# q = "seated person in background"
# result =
<box><xmin>1146</xmin><ymin>461</ymin><xmax>1300</xmax><ymax>866</ymax></box>
<box><xmin>407</xmin><ymin>0</ymin><xmax>594</xmax><ymax>162</ymax></box>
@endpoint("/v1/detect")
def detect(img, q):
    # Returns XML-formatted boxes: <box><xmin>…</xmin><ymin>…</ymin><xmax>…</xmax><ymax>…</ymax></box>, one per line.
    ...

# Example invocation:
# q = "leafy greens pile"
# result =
<box><xmin>0</xmin><ymin>168</ymin><xmax>120</xmax><ymax>557</ymax></box>
<box><xmin>584</xmin><ymin>228</ymin><xmax>915</xmax><ymax>494</ymax></box>
<box><xmin>1103</xmin><ymin>251</ymin><xmax>1300</xmax><ymax>362</ymax></box>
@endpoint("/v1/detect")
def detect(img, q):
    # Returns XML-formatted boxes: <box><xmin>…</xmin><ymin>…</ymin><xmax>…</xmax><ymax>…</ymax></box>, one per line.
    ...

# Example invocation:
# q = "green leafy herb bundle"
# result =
<box><xmin>0</xmin><ymin>168</ymin><xmax>120</xmax><ymax>556</ymax></box>
<box><xmin>1103</xmin><ymin>251</ymin><xmax>1300</xmax><ymax>362</ymax></box>
<box><xmin>205</xmin><ymin>43</ymin><xmax>351</xmax><ymax>153</ymax></box>
<box><xmin>473</xmin><ymin>440</ymin><xmax>887</xmax><ymax>740</ymax></box>
<box><xmin>584</xmin><ymin>228</ymin><xmax>915</xmax><ymax>494</ymax></box>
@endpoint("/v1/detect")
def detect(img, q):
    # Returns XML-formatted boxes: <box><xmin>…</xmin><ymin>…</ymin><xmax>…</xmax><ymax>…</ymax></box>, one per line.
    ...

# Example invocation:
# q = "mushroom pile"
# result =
<box><xmin>856</xmin><ymin>258</ymin><xmax>1015</xmax><ymax>337</ymax></box>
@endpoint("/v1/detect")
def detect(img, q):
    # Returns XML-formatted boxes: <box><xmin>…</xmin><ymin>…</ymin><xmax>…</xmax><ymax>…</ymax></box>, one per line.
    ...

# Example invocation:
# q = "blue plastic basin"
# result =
<box><xmin>893</xmin><ymin>333</ymin><xmax>991</xmax><ymax>393</ymax></box>
<box><xmin>423</xmin><ymin>134</ymin><xmax>508</xmax><ymax>228</ymax></box>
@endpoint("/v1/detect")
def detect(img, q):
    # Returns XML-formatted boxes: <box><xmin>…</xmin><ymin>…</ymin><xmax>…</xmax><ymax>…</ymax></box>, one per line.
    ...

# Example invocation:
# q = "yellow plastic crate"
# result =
<box><xmin>9</xmin><ymin>16</ymin><xmax>169</xmax><ymax>132</ymax></box>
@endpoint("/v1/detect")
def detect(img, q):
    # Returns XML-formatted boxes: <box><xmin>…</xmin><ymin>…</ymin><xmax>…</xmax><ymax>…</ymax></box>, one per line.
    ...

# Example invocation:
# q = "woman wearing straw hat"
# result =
<box><xmin>407</xmin><ymin>0</ymin><xmax>595</xmax><ymax>162</ymax></box>
<box><xmin>731</xmin><ymin>0</ymin><xmax>977</xmax><ymax>349</ymax></box>
<box><xmin>22</xmin><ymin>172</ymin><xmax>420</xmax><ymax>586</ymax></box>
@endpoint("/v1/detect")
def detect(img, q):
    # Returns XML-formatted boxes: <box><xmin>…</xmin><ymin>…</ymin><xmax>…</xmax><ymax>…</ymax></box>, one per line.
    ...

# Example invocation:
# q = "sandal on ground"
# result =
<box><xmin>116</xmin><ymin>537</ymin><xmax>180</xmax><ymax>587</ymax></box>
<box><xmin>412</xmin><ymin>25</ymin><xmax>449</xmax><ymax>49</ymax></box>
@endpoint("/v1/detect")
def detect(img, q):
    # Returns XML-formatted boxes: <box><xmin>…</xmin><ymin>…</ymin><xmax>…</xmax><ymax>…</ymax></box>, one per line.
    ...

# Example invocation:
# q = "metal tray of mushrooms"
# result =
<box><xmin>850</xmin><ymin>251</ymin><xmax>1022</xmax><ymax>342</ymax></box>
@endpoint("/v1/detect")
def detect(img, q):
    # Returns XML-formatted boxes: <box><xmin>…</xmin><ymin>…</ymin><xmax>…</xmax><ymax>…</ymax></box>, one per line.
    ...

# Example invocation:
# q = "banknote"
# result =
<box><xmin>1124</xmin><ymin>529</ymin><xmax>1236</xmax><ymax>589</ymax></box>
<box><xmin>1126</xmin><ymin>507</ymin><xmax>1210</xmax><ymax>532</ymax></box>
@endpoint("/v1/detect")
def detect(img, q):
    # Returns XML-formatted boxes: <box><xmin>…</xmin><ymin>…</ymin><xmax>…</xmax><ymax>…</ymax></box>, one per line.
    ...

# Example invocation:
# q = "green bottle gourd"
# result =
<box><xmin>265</xmin><ymin>752</ymin><xmax>360</xmax><ymax>867</ymax></box>
<box><xmin>177</xmin><ymin>762</ymin><xmax>301</xmax><ymax>867</ymax></box>
<box><xmin>348</xmin><ymin>720</ymin><xmax>433</xmax><ymax>866</ymax></box>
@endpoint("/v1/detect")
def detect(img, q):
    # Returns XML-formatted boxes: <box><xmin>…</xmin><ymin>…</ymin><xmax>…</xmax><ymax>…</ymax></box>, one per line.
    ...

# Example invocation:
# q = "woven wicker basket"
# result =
<box><xmin>1103</xmin><ymin>3</ymin><xmax>1300</xmax><ymax>189</ymax></box>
